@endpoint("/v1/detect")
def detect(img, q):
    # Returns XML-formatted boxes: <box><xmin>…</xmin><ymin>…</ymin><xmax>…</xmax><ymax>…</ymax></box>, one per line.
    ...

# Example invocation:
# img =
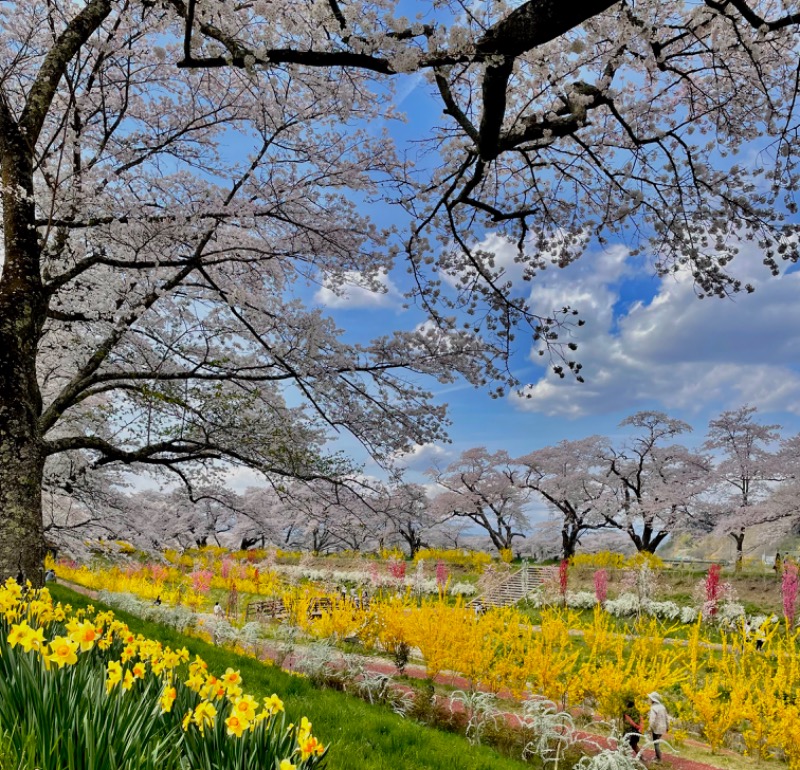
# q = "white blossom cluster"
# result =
<box><xmin>272</xmin><ymin>565</ymin><xmax>476</xmax><ymax>596</ymax></box>
<box><xmin>96</xmin><ymin>590</ymin><xmax>268</xmax><ymax>649</ymax></box>
<box><xmin>527</xmin><ymin>589</ymin><xmax>749</xmax><ymax>626</ymax></box>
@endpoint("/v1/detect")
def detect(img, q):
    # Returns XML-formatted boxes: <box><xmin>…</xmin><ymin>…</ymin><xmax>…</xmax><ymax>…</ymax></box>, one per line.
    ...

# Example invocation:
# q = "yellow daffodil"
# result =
<box><xmin>182</xmin><ymin>709</ymin><xmax>193</xmax><ymax>731</ymax></box>
<box><xmin>46</xmin><ymin>636</ymin><xmax>78</xmax><ymax>668</ymax></box>
<box><xmin>69</xmin><ymin>620</ymin><xmax>101</xmax><ymax>652</ymax></box>
<box><xmin>225</xmin><ymin>714</ymin><xmax>247</xmax><ymax>738</ymax></box>
<box><xmin>122</xmin><ymin>669</ymin><xmax>135</xmax><ymax>691</ymax></box>
<box><xmin>232</xmin><ymin>694</ymin><xmax>258</xmax><ymax>723</ymax></box>
<box><xmin>298</xmin><ymin>734</ymin><xmax>324</xmax><ymax>760</ymax></box>
<box><xmin>7</xmin><ymin>621</ymin><xmax>33</xmax><ymax>649</ymax></box>
<box><xmin>160</xmin><ymin>685</ymin><xmax>177</xmax><ymax>713</ymax></box>
<box><xmin>263</xmin><ymin>694</ymin><xmax>284</xmax><ymax>715</ymax></box>
<box><xmin>185</xmin><ymin>671</ymin><xmax>205</xmax><ymax>692</ymax></box>
<box><xmin>120</xmin><ymin>644</ymin><xmax>136</xmax><ymax>663</ymax></box>
<box><xmin>225</xmin><ymin>683</ymin><xmax>242</xmax><ymax>700</ymax></box>
<box><xmin>193</xmin><ymin>701</ymin><xmax>217</xmax><ymax>733</ymax></box>
<box><xmin>106</xmin><ymin>660</ymin><xmax>123</xmax><ymax>693</ymax></box>
<box><xmin>279</xmin><ymin>760</ymin><xmax>296</xmax><ymax>770</ymax></box>
<box><xmin>297</xmin><ymin>716</ymin><xmax>312</xmax><ymax>742</ymax></box>
<box><xmin>20</xmin><ymin>626</ymin><xmax>46</xmax><ymax>653</ymax></box>
<box><xmin>222</xmin><ymin>667</ymin><xmax>242</xmax><ymax>689</ymax></box>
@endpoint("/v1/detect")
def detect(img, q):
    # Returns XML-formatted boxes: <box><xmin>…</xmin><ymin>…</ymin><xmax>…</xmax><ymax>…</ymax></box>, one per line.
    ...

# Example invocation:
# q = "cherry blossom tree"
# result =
<box><xmin>517</xmin><ymin>436</ymin><xmax>612</xmax><ymax>559</ymax></box>
<box><xmin>176</xmin><ymin>0</ymin><xmax>800</xmax><ymax>304</ymax></box>
<box><xmin>602</xmin><ymin>412</ymin><xmax>711</xmax><ymax>553</ymax></box>
<box><xmin>227</xmin><ymin>487</ymin><xmax>304</xmax><ymax>551</ymax></box>
<box><xmin>372</xmin><ymin>482</ymin><xmax>442</xmax><ymax>558</ymax></box>
<box><xmin>704</xmin><ymin>406</ymin><xmax>783</xmax><ymax>570</ymax></box>
<box><xmin>429</xmin><ymin>448</ymin><xmax>531</xmax><ymax>552</ymax></box>
<box><xmin>0</xmin><ymin>0</ymin><xmax>493</xmax><ymax>582</ymax></box>
<box><xmin>114</xmin><ymin>486</ymin><xmax>242</xmax><ymax>552</ymax></box>
<box><xmin>6</xmin><ymin>0</ymin><xmax>800</xmax><ymax>582</ymax></box>
<box><xmin>768</xmin><ymin>434</ymin><xmax>800</xmax><ymax>538</ymax></box>
<box><xmin>272</xmin><ymin>479</ymin><xmax>391</xmax><ymax>553</ymax></box>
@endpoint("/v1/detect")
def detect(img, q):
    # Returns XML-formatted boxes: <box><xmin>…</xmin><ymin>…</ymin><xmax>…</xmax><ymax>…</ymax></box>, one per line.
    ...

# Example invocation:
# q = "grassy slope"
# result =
<box><xmin>49</xmin><ymin>585</ymin><xmax>532</xmax><ymax>770</ymax></box>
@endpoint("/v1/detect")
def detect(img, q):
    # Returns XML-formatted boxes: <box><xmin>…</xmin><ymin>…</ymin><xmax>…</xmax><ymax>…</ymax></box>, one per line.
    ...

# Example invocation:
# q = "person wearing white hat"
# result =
<box><xmin>647</xmin><ymin>692</ymin><xmax>670</xmax><ymax>761</ymax></box>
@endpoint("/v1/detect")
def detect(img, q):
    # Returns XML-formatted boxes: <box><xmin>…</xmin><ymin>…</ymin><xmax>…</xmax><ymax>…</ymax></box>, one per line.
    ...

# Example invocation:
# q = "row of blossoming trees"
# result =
<box><xmin>65</xmin><ymin>406</ymin><xmax>800</xmax><ymax>571</ymax></box>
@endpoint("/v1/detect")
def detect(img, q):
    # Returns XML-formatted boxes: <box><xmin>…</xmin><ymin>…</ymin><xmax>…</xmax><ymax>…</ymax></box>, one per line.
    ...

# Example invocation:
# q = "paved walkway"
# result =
<box><xmin>58</xmin><ymin>581</ymin><xmax>746</xmax><ymax>770</ymax></box>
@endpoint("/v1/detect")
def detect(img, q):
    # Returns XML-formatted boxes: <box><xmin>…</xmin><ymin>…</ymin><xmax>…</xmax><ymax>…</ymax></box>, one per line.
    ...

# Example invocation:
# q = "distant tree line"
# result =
<box><xmin>48</xmin><ymin>406</ymin><xmax>800</xmax><ymax>569</ymax></box>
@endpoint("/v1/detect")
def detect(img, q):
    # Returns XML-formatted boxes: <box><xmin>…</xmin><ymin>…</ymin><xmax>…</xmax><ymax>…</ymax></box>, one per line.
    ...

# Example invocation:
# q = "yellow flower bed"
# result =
<box><xmin>0</xmin><ymin>578</ymin><xmax>325</xmax><ymax>770</ymax></box>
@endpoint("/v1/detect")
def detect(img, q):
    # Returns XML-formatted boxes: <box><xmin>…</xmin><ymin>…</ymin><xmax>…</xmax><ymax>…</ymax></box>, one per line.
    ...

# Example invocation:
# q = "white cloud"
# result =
<box><xmin>315</xmin><ymin>269</ymin><xmax>402</xmax><ymax>309</ymax></box>
<box><xmin>223</xmin><ymin>466</ymin><xmax>266</xmax><ymax>493</ymax></box>
<box><xmin>391</xmin><ymin>442</ymin><xmax>451</xmax><ymax>471</ymax></box>
<box><xmin>511</xmin><ymin>239</ymin><xmax>800</xmax><ymax>417</ymax></box>
<box><xmin>440</xmin><ymin>230</ymin><xmax>596</xmax><ymax>295</ymax></box>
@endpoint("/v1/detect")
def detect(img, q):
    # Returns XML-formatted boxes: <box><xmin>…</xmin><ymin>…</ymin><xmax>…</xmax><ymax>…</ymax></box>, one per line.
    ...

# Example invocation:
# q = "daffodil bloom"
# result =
<box><xmin>69</xmin><ymin>621</ymin><xmax>101</xmax><ymax>652</ymax></box>
<box><xmin>106</xmin><ymin>661</ymin><xmax>123</xmax><ymax>693</ymax></box>
<box><xmin>185</xmin><ymin>672</ymin><xmax>205</xmax><ymax>692</ymax></box>
<box><xmin>232</xmin><ymin>694</ymin><xmax>258</xmax><ymax>723</ymax></box>
<box><xmin>160</xmin><ymin>686</ymin><xmax>177</xmax><ymax>714</ymax></box>
<box><xmin>47</xmin><ymin>636</ymin><xmax>78</xmax><ymax>668</ymax></box>
<box><xmin>263</xmin><ymin>694</ymin><xmax>284</xmax><ymax>715</ymax></box>
<box><xmin>298</xmin><ymin>735</ymin><xmax>323</xmax><ymax>760</ymax></box>
<box><xmin>193</xmin><ymin>701</ymin><xmax>217</xmax><ymax>732</ymax></box>
<box><xmin>225</xmin><ymin>683</ymin><xmax>242</xmax><ymax>700</ymax></box>
<box><xmin>19</xmin><ymin>626</ymin><xmax>46</xmax><ymax>653</ymax></box>
<box><xmin>210</xmin><ymin>682</ymin><xmax>226</xmax><ymax>700</ymax></box>
<box><xmin>120</xmin><ymin>644</ymin><xmax>136</xmax><ymax>663</ymax></box>
<box><xmin>4</xmin><ymin>577</ymin><xmax>23</xmax><ymax>599</ymax></box>
<box><xmin>222</xmin><ymin>667</ymin><xmax>242</xmax><ymax>689</ymax></box>
<box><xmin>279</xmin><ymin>760</ymin><xmax>296</xmax><ymax>770</ymax></box>
<box><xmin>122</xmin><ymin>670</ymin><xmax>135</xmax><ymax>691</ymax></box>
<box><xmin>200</xmin><ymin>674</ymin><xmax>220</xmax><ymax>700</ymax></box>
<box><xmin>7</xmin><ymin>621</ymin><xmax>33</xmax><ymax>649</ymax></box>
<box><xmin>182</xmin><ymin>709</ymin><xmax>193</xmax><ymax>731</ymax></box>
<box><xmin>225</xmin><ymin>714</ymin><xmax>247</xmax><ymax>738</ymax></box>
<box><xmin>132</xmin><ymin>661</ymin><xmax>147</xmax><ymax>679</ymax></box>
<box><xmin>297</xmin><ymin>716</ymin><xmax>312</xmax><ymax>742</ymax></box>
<box><xmin>27</xmin><ymin>599</ymin><xmax>49</xmax><ymax>620</ymax></box>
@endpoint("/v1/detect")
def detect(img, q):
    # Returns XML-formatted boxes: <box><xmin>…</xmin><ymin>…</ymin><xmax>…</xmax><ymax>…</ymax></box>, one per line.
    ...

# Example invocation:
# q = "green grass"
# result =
<box><xmin>49</xmin><ymin>585</ymin><xmax>534</xmax><ymax>770</ymax></box>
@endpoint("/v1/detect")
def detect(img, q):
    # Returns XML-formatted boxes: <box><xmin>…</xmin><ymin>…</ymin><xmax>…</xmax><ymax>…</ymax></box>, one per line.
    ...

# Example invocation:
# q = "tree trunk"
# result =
<box><xmin>0</xmin><ymin>131</ymin><xmax>47</xmax><ymax>586</ymax></box>
<box><xmin>730</xmin><ymin>529</ymin><xmax>745</xmax><ymax>573</ymax></box>
<box><xmin>562</xmin><ymin>527</ymin><xmax>578</xmax><ymax>560</ymax></box>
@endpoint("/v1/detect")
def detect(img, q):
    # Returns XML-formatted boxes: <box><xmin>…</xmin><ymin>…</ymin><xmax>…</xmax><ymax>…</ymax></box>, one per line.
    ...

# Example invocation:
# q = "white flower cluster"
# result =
<box><xmin>644</xmin><ymin>600</ymin><xmax>682</xmax><ymax>621</ymax></box>
<box><xmin>96</xmin><ymin>590</ymin><xmax>268</xmax><ymax>649</ymax></box>
<box><xmin>566</xmin><ymin>591</ymin><xmax>598</xmax><ymax>609</ymax></box>
<box><xmin>98</xmin><ymin>590</ymin><xmax>198</xmax><ymax>632</ymax></box>
<box><xmin>272</xmin><ymin>565</ymin><xmax>476</xmax><ymax>596</ymax></box>
<box><xmin>527</xmin><ymin>590</ymin><xmax>741</xmax><ymax>627</ymax></box>
<box><xmin>603</xmin><ymin>593</ymin><xmax>642</xmax><ymax>618</ymax></box>
<box><xmin>712</xmin><ymin>601</ymin><xmax>746</xmax><ymax>627</ymax></box>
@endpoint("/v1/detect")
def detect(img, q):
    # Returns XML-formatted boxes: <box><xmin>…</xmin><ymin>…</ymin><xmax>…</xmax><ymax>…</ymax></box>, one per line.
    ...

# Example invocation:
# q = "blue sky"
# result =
<box><xmin>222</xmin><ymin>68</ymin><xmax>800</xmax><ymax>495</ymax></box>
<box><xmin>305</xmin><ymin>228</ymin><xmax>800</xmax><ymax>482</ymax></box>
